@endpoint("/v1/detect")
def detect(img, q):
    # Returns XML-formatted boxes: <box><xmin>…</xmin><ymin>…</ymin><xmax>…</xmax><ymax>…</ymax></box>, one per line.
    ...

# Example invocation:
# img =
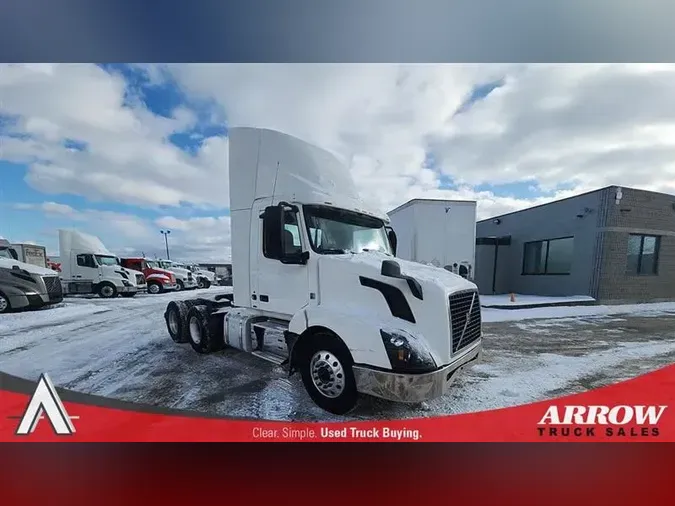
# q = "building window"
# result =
<box><xmin>522</xmin><ymin>237</ymin><xmax>574</xmax><ymax>275</ymax></box>
<box><xmin>626</xmin><ymin>234</ymin><xmax>660</xmax><ymax>275</ymax></box>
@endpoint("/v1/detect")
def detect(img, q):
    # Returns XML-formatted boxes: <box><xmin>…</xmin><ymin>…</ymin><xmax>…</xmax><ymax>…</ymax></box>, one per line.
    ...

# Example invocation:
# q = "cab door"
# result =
<box><xmin>252</xmin><ymin>200</ymin><xmax>310</xmax><ymax>315</ymax></box>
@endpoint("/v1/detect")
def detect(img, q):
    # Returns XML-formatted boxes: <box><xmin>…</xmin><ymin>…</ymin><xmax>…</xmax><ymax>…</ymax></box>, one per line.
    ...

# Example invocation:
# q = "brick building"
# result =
<box><xmin>474</xmin><ymin>186</ymin><xmax>675</xmax><ymax>303</ymax></box>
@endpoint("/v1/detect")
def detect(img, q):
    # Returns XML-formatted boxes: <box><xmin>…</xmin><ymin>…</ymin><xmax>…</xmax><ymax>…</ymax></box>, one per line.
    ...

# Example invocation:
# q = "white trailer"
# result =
<box><xmin>164</xmin><ymin>128</ymin><xmax>483</xmax><ymax>415</ymax></box>
<box><xmin>10</xmin><ymin>243</ymin><xmax>48</xmax><ymax>269</ymax></box>
<box><xmin>388</xmin><ymin>199</ymin><xmax>477</xmax><ymax>280</ymax></box>
<box><xmin>57</xmin><ymin>229</ymin><xmax>146</xmax><ymax>298</ymax></box>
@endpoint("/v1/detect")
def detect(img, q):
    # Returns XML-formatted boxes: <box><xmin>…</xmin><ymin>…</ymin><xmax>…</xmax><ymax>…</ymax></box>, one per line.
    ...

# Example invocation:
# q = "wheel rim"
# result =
<box><xmin>149</xmin><ymin>284</ymin><xmax>160</xmax><ymax>294</ymax></box>
<box><xmin>168</xmin><ymin>310</ymin><xmax>179</xmax><ymax>334</ymax></box>
<box><xmin>198</xmin><ymin>280</ymin><xmax>205</xmax><ymax>289</ymax></box>
<box><xmin>0</xmin><ymin>296</ymin><xmax>8</xmax><ymax>312</ymax></box>
<box><xmin>189</xmin><ymin>316</ymin><xmax>201</xmax><ymax>344</ymax></box>
<box><xmin>101</xmin><ymin>286</ymin><xmax>114</xmax><ymax>297</ymax></box>
<box><xmin>176</xmin><ymin>282</ymin><xmax>183</xmax><ymax>291</ymax></box>
<box><xmin>310</xmin><ymin>350</ymin><xmax>346</xmax><ymax>399</ymax></box>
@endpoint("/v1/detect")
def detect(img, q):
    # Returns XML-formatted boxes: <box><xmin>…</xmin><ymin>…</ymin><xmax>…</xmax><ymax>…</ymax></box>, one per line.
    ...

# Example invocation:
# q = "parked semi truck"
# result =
<box><xmin>0</xmin><ymin>239</ymin><xmax>64</xmax><ymax>313</ymax></box>
<box><xmin>119</xmin><ymin>257</ymin><xmax>178</xmax><ymax>294</ymax></box>
<box><xmin>157</xmin><ymin>260</ymin><xmax>197</xmax><ymax>291</ymax></box>
<box><xmin>54</xmin><ymin>230</ymin><xmax>146</xmax><ymax>298</ymax></box>
<box><xmin>186</xmin><ymin>264</ymin><xmax>216</xmax><ymax>289</ymax></box>
<box><xmin>9</xmin><ymin>242</ymin><xmax>48</xmax><ymax>269</ymax></box>
<box><xmin>164</xmin><ymin>128</ymin><xmax>483</xmax><ymax>414</ymax></box>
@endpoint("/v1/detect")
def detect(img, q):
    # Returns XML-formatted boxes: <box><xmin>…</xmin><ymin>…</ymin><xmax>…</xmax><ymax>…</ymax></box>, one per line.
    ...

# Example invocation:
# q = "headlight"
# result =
<box><xmin>122</xmin><ymin>280</ymin><xmax>132</xmax><ymax>287</ymax></box>
<box><xmin>380</xmin><ymin>329</ymin><xmax>437</xmax><ymax>373</ymax></box>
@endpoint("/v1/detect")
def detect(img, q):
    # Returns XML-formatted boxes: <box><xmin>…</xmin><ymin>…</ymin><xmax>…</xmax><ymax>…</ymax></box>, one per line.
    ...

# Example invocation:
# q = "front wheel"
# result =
<box><xmin>147</xmin><ymin>282</ymin><xmax>163</xmax><ymax>295</ymax></box>
<box><xmin>0</xmin><ymin>292</ymin><xmax>11</xmax><ymax>314</ymax></box>
<box><xmin>97</xmin><ymin>282</ymin><xmax>117</xmax><ymax>299</ymax></box>
<box><xmin>299</xmin><ymin>333</ymin><xmax>358</xmax><ymax>415</ymax></box>
<box><xmin>176</xmin><ymin>280</ymin><xmax>184</xmax><ymax>291</ymax></box>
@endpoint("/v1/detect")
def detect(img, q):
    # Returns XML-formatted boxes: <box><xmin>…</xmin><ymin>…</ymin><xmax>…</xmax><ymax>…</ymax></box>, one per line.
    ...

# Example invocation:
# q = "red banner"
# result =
<box><xmin>1</xmin><ymin>363</ymin><xmax>673</xmax><ymax>442</ymax></box>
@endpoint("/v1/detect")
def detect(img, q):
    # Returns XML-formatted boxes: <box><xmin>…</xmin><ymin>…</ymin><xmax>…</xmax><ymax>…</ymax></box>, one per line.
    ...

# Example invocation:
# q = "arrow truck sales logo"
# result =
<box><xmin>13</xmin><ymin>374</ymin><xmax>78</xmax><ymax>436</ymax></box>
<box><xmin>538</xmin><ymin>405</ymin><xmax>667</xmax><ymax>438</ymax></box>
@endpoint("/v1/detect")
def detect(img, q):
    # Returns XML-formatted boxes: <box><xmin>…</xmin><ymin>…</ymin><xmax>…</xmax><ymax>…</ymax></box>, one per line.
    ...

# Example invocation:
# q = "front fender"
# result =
<box><xmin>289</xmin><ymin>306</ymin><xmax>392</xmax><ymax>370</ymax></box>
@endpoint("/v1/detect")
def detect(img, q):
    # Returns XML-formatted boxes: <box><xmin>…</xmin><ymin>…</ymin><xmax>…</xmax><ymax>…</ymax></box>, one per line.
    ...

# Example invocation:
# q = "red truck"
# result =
<box><xmin>119</xmin><ymin>257</ymin><xmax>178</xmax><ymax>294</ymax></box>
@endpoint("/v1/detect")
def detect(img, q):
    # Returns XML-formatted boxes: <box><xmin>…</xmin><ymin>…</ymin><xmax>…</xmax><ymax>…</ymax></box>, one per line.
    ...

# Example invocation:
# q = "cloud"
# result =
<box><xmin>4</xmin><ymin>63</ymin><xmax>675</xmax><ymax>259</ymax></box>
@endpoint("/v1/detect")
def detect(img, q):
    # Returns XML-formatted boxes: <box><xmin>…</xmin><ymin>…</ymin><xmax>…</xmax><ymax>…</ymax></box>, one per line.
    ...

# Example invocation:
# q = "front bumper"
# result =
<box><xmin>119</xmin><ymin>286</ymin><xmax>138</xmax><ymax>294</ymax></box>
<box><xmin>183</xmin><ymin>279</ymin><xmax>198</xmax><ymax>289</ymax></box>
<box><xmin>352</xmin><ymin>339</ymin><xmax>483</xmax><ymax>403</ymax></box>
<box><xmin>163</xmin><ymin>282</ymin><xmax>178</xmax><ymax>291</ymax></box>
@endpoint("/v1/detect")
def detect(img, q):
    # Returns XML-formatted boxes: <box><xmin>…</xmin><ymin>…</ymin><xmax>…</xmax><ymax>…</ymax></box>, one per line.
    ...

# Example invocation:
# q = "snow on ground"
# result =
<box><xmin>482</xmin><ymin>301</ymin><xmax>675</xmax><ymax>323</ymax></box>
<box><xmin>480</xmin><ymin>294</ymin><xmax>595</xmax><ymax>307</ymax></box>
<box><xmin>1</xmin><ymin>288</ymin><xmax>674</xmax><ymax>422</ymax></box>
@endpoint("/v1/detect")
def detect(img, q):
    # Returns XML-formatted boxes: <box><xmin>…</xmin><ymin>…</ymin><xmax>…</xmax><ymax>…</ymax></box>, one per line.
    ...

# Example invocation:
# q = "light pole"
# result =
<box><xmin>160</xmin><ymin>230</ymin><xmax>171</xmax><ymax>260</ymax></box>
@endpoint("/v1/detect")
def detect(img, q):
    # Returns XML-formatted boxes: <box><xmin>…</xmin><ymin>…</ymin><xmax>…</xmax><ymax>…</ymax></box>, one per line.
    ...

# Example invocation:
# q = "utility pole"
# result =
<box><xmin>160</xmin><ymin>230</ymin><xmax>171</xmax><ymax>260</ymax></box>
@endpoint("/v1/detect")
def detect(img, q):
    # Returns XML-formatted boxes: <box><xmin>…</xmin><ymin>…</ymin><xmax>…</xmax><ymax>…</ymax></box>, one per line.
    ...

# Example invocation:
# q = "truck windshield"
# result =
<box><xmin>95</xmin><ymin>255</ymin><xmax>120</xmax><ymax>266</ymax></box>
<box><xmin>303</xmin><ymin>205</ymin><xmax>392</xmax><ymax>255</ymax></box>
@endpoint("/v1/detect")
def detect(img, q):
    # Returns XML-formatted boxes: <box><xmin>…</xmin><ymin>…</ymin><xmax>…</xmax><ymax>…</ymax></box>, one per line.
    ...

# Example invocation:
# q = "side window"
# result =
<box><xmin>263</xmin><ymin>209</ymin><xmax>302</xmax><ymax>259</ymax></box>
<box><xmin>77</xmin><ymin>254</ymin><xmax>94</xmax><ymax>268</ymax></box>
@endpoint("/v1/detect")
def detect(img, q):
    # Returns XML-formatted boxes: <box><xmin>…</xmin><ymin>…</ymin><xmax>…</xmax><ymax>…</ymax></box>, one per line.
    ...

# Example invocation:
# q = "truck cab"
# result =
<box><xmin>120</xmin><ymin>257</ymin><xmax>177</xmax><ymax>294</ymax></box>
<box><xmin>0</xmin><ymin>239</ymin><xmax>64</xmax><ymax>313</ymax></box>
<box><xmin>157</xmin><ymin>260</ymin><xmax>197</xmax><ymax>291</ymax></box>
<box><xmin>165</xmin><ymin>128</ymin><xmax>482</xmax><ymax>415</ymax></box>
<box><xmin>58</xmin><ymin>230</ymin><xmax>146</xmax><ymax>298</ymax></box>
<box><xmin>185</xmin><ymin>264</ymin><xmax>216</xmax><ymax>289</ymax></box>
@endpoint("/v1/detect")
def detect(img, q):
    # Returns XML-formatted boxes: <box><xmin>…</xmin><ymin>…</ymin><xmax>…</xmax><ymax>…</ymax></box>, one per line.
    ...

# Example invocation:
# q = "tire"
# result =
<box><xmin>0</xmin><ymin>292</ymin><xmax>11</xmax><ymax>314</ymax></box>
<box><xmin>147</xmin><ymin>282</ymin><xmax>163</xmax><ymax>295</ymax></box>
<box><xmin>204</xmin><ymin>280</ymin><xmax>211</xmax><ymax>289</ymax></box>
<box><xmin>197</xmin><ymin>278</ymin><xmax>207</xmax><ymax>289</ymax></box>
<box><xmin>164</xmin><ymin>300</ymin><xmax>193</xmax><ymax>343</ymax></box>
<box><xmin>299</xmin><ymin>333</ymin><xmax>358</xmax><ymax>415</ymax></box>
<box><xmin>97</xmin><ymin>282</ymin><xmax>118</xmax><ymax>299</ymax></box>
<box><xmin>187</xmin><ymin>304</ymin><xmax>224</xmax><ymax>354</ymax></box>
<box><xmin>120</xmin><ymin>292</ymin><xmax>136</xmax><ymax>298</ymax></box>
<box><xmin>176</xmin><ymin>280</ymin><xmax>184</xmax><ymax>291</ymax></box>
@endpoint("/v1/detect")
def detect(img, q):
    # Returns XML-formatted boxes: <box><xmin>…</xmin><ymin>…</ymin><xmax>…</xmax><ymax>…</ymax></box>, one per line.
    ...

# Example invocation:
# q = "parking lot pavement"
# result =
<box><xmin>1</xmin><ymin>294</ymin><xmax>674</xmax><ymax>422</ymax></box>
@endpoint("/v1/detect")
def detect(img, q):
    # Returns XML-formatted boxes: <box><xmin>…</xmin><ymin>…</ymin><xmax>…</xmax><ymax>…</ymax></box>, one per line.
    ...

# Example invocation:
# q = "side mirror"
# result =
<box><xmin>281</xmin><ymin>250</ymin><xmax>310</xmax><ymax>265</ymax></box>
<box><xmin>386</xmin><ymin>227</ymin><xmax>397</xmax><ymax>256</ymax></box>
<box><xmin>262</xmin><ymin>205</ymin><xmax>284</xmax><ymax>259</ymax></box>
<box><xmin>381</xmin><ymin>259</ymin><xmax>402</xmax><ymax>278</ymax></box>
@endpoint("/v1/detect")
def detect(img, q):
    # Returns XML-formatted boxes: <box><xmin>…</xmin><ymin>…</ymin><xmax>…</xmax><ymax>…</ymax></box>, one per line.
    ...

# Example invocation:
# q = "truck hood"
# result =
<box><xmin>316</xmin><ymin>251</ymin><xmax>479</xmax><ymax>366</ymax></box>
<box><xmin>323</xmin><ymin>251</ymin><xmax>477</xmax><ymax>295</ymax></box>
<box><xmin>0</xmin><ymin>257</ymin><xmax>59</xmax><ymax>276</ymax></box>
<box><xmin>167</xmin><ymin>268</ymin><xmax>190</xmax><ymax>279</ymax></box>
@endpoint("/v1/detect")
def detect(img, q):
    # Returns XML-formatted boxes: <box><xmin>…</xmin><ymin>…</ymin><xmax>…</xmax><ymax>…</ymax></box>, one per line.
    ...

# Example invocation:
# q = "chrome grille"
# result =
<box><xmin>42</xmin><ymin>275</ymin><xmax>63</xmax><ymax>300</ymax></box>
<box><xmin>449</xmin><ymin>289</ymin><xmax>481</xmax><ymax>353</ymax></box>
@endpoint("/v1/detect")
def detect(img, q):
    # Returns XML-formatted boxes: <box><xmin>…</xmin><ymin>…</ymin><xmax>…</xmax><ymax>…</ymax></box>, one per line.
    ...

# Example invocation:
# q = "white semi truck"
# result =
<box><xmin>0</xmin><ymin>238</ymin><xmax>64</xmax><ymax>313</ymax></box>
<box><xmin>157</xmin><ymin>260</ymin><xmax>198</xmax><ymax>291</ymax></box>
<box><xmin>164</xmin><ymin>128</ymin><xmax>483</xmax><ymax>414</ymax></box>
<box><xmin>55</xmin><ymin>229</ymin><xmax>147</xmax><ymax>298</ymax></box>
<box><xmin>9</xmin><ymin>243</ymin><xmax>48</xmax><ymax>269</ymax></box>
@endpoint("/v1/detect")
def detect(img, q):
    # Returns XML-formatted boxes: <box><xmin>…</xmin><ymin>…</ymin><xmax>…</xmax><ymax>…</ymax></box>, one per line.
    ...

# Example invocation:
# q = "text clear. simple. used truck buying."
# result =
<box><xmin>163</xmin><ymin>128</ymin><xmax>483</xmax><ymax>414</ymax></box>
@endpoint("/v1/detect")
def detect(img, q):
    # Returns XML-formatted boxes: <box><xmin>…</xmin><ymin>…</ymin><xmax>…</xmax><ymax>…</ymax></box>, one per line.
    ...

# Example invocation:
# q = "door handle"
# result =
<box><xmin>259</xmin><ymin>295</ymin><xmax>269</xmax><ymax>302</ymax></box>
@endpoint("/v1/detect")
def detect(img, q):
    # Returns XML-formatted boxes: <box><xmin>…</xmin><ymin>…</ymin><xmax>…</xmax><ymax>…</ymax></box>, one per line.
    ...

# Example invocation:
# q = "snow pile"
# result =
<box><xmin>480</xmin><ymin>294</ymin><xmax>595</xmax><ymax>307</ymax></box>
<box><xmin>483</xmin><ymin>301</ymin><xmax>675</xmax><ymax>323</ymax></box>
<box><xmin>427</xmin><ymin>339</ymin><xmax>675</xmax><ymax>415</ymax></box>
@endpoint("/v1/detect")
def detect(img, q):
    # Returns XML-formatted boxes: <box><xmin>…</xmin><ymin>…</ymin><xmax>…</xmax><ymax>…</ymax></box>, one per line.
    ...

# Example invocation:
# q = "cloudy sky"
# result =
<box><xmin>1</xmin><ymin>63</ymin><xmax>673</xmax><ymax>261</ymax></box>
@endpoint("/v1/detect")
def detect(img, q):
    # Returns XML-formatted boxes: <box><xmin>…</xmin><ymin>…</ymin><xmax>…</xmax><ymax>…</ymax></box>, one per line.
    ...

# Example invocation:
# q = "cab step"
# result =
<box><xmin>251</xmin><ymin>350</ymin><xmax>287</xmax><ymax>365</ymax></box>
